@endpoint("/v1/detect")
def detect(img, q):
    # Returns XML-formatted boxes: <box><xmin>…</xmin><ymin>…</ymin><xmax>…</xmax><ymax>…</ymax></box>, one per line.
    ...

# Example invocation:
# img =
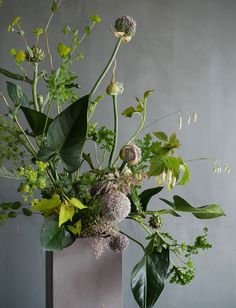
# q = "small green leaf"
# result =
<box><xmin>70</xmin><ymin>198</ymin><xmax>87</xmax><ymax>209</ymax></box>
<box><xmin>8</xmin><ymin>211</ymin><xmax>17</xmax><ymax>218</ymax></box>
<box><xmin>144</xmin><ymin>89</ymin><xmax>154</xmax><ymax>99</ymax></box>
<box><xmin>122</xmin><ymin>106</ymin><xmax>136</xmax><ymax>118</ymax></box>
<box><xmin>22</xmin><ymin>208</ymin><xmax>32</xmax><ymax>216</ymax></box>
<box><xmin>153</xmin><ymin>131</ymin><xmax>168</xmax><ymax>142</ymax></box>
<box><xmin>11</xmin><ymin>201</ymin><xmax>21</xmax><ymax>210</ymax></box>
<box><xmin>51</xmin><ymin>0</ymin><xmax>58</xmax><ymax>12</ymax></box>
<box><xmin>0</xmin><ymin>67</ymin><xmax>32</xmax><ymax>84</ymax></box>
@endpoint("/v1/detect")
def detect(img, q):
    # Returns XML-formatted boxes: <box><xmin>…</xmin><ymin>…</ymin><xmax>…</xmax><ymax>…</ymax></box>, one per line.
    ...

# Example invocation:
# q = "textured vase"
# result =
<box><xmin>53</xmin><ymin>239</ymin><xmax>122</xmax><ymax>308</ymax></box>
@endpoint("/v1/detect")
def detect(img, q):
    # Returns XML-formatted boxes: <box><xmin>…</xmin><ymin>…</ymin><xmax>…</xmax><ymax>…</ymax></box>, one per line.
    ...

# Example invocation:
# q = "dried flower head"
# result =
<box><xmin>101</xmin><ymin>191</ymin><xmax>131</xmax><ymax>222</ymax></box>
<box><xmin>109</xmin><ymin>234</ymin><xmax>129</xmax><ymax>253</ymax></box>
<box><xmin>26</xmin><ymin>46</ymin><xmax>45</xmax><ymax>63</ymax></box>
<box><xmin>120</xmin><ymin>144</ymin><xmax>141</xmax><ymax>165</ymax></box>
<box><xmin>114</xmin><ymin>16</ymin><xmax>136</xmax><ymax>37</ymax></box>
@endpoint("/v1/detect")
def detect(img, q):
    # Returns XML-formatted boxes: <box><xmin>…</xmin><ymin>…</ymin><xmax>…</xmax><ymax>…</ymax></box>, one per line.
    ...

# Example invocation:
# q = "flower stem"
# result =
<box><xmin>32</xmin><ymin>63</ymin><xmax>39</xmax><ymax>111</ymax></box>
<box><xmin>90</xmin><ymin>38</ymin><xmax>122</xmax><ymax>98</ymax></box>
<box><xmin>108</xmin><ymin>95</ymin><xmax>118</xmax><ymax>167</ymax></box>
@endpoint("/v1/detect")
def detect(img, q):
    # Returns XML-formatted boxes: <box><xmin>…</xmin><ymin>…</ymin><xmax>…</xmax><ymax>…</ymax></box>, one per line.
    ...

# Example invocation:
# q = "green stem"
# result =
<box><xmin>90</xmin><ymin>38</ymin><xmax>122</xmax><ymax>98</ymax></box>
<box><xmin>108</xmin><ymin>95</ymin><xmax>118</xmax><ymax>167</ymax></box>
<box><xmin>32</xmin><ymin>63</ymin><xmax>39</xmax><ymax>111</ymax></box>
<box><xmin>127</xmin><ymin>104</ymin><xmax>147</xmax><ymax>145</ymax></box>
<box><xmin>120</xmin><ymin>230</ymin><xmax>145</xmax><ymax>251</ymax></box>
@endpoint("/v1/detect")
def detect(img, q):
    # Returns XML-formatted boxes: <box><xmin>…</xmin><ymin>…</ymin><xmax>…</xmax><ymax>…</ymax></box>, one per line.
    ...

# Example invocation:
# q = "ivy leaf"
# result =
<box><xmin>139</xmin><ymin>187</ymin><xmax>163</xmax><ymax>211</ymax></box>
<box><xmin>160</xmin><ymin>195</ymin><xmax>226</xmax><ymax>219</ymax></box>
<box><xmin>40</xmin><ymin>215</ymin><xmax>74</xmax><ymax>251</ymax></box>
<box><xmin>21</xmin><ymin>107</ymin><xmax>53</xmax><ymax>136</ymax></box>
<box><xmin>32</xmin><ymin>194</ymin><xmax>61</xmax><ymax>212</ymax></box>
<box><xmin>38</xmin><ymin>95</ymin><xmax>89</xmax><ymax>172</ymax></box>
<box><xmin>59</xmin><ymin>203</ymin><xmax>75</xmax><ymax>227</ymax></box>
<box><xmin>131</xmin><ymin>244</ymin><xmax>169</xmax><ymax>308</ymax></box>
<box><xmin>7</xmin><ymin>81</ymin><xmax>29</xmax><ymax>107</ymax></box>
<box><xmin>153</xmin><ymin>131</ymin><xmax>168</xmax><ymax>142</ymax></box>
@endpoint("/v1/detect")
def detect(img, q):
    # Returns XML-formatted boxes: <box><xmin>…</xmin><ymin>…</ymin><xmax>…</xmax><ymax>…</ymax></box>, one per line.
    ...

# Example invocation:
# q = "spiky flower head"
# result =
<box><xmin>109</xmin><ymin>234</ymin><xmax>129</xmax><ymax>253</ymax></box>
<box><xmin>114</xmin><ymin>16</ymin><xmax>136</xmax><ymax>37</ymax></box>
<box><xmin>101</xmin><ymin>191</ymin><xmax>131</xmax><ymax>222</ymax></box>
<box><xmin>120</xmin><ymin>144</ymin><xmax>141</xmax><ymax>165</ymax></box>
<box><xmin>106</xmin><ymin>81</ymin><xmax>124</xmax><ymax>96</ymax></box>
<box><xmin>149</xmin><ymin>215</ymin><xmax>163</xmax><ymax>229</ymax></box>
<box><xmin>26</xmin><ymin>46</ymin><xmax>45</xmax><ymax>63</ymax></box>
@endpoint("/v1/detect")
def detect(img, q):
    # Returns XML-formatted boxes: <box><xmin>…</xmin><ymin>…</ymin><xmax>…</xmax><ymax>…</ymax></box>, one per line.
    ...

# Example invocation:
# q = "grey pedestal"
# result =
<box><xmin>53</xmin><ymin>239</ymin><xmax>122</xmax><ymax>308</ymax></box>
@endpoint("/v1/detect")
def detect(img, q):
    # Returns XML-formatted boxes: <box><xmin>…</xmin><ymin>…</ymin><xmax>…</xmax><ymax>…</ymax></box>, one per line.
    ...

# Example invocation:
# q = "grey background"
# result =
<box><xmin>0</xmin><ymin>0</ymin><xmax>235</xmax><ymax>307</ymax></box>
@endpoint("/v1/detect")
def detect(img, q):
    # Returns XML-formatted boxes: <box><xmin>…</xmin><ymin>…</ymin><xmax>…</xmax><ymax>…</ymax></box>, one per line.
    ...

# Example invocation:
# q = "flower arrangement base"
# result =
<box><xmin>53</xmin><ymin>239</ymin><xmax>122</xmax><ymax>308</ymax></box>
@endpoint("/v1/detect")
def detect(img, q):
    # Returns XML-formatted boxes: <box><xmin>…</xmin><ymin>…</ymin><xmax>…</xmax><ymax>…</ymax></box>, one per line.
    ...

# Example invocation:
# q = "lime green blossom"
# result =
<box><xmin>57</xmin><ymin>43</ymin><xmax>72</xmax><ymax>57</ymax></box>
<box><xmin>32</xmin><ymin>27</ymin><xmax>44</xmax><ymax>36</ymax></box>
<box><xmin>14</xmin><ymin>50</ymin><xmax>26</xmax><ymax>64</ymax></box>
<box><xmin>35</xmin><ymin>161</ymin><xmax>49</xmax><ymax>173</ymax></box>
<box><xmin>7</xmin><ymin>16</ymin><xmax>21</xmax><ymax>32</ymax></box>
<box><xmin>90</xmin><ymin>15</ymin><xmax>101</xmax><ymax>23</ymax></box>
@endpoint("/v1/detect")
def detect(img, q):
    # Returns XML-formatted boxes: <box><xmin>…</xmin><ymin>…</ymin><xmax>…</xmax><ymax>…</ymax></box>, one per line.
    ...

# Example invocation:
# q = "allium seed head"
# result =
<box><xmin>101</xmin><ymin>191</ymin><xmax>131</xmax><ymax>222</ymax></box>
<box><xmin>120</xmin><ymin>144</ymin><xmax>141</xmax><ymax>165</ymax></box>
<box><xmin>114</xmin><ymin>16</ymin><xmax>136</xmax><ymax>37</ymax></box>
<box><xmin>109</xmin><ymin>234</ymin><xmax>129</xmax><ymax>253</ymax></box>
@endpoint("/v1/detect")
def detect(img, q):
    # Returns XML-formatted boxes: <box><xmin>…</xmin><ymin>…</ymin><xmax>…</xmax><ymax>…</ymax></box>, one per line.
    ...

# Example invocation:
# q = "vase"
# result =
<box><xmin>52</xmin><ymin>239</ymin><xmax>122</xmax><ymax>308</ymax></box>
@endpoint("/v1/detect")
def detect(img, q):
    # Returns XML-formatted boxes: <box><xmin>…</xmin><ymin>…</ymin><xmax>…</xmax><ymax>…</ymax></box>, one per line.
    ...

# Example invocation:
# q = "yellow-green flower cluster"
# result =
<box><xmin>32</xmin><ymin>27</ymin><xmax>44</xmax><ymax>36</ymax></box>
<box><xmin>10</xmin><ymin>48</ymin><xmax>26</xmax><ymax>64</ymax></box>
<box><xmin>18</xmin><ymin>161</ymin><xmax>49</xmax><ymax>203</ymax></box>
<box><xmin>7</xmin><ymin>16</ymin><xmax>21</xmax><ymax>32</ymax></box>
<box><xmin>57</xmin><ymin>43</ymin><xmax>72</xmax><ymax>58</ymax></box>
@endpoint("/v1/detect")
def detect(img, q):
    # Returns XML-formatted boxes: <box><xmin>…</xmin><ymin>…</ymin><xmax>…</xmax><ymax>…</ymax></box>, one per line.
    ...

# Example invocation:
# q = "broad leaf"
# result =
<box><xmin>131</xmin><ymin>245</ymin><xmax>169</xmax><ymax>308</ymax></box>
<box><xmin>40</xmin><ymin>215</ymin><xmax>74</xmax><ymax>251</ymax></box>
<box><xmin>139</xmin><ymin>187</ymin><xmax>163</xmax><ymax>211</ymax></box>
<box><xmin>7</xmin><ymin>81</ymin><xmax>29</xmax><ymax>107</ymax></box>
<box><xmin>38</xmin><ymin>95</ymin><xmax>89</xmax><ymax>172</ymax></box>
<box><xmin>160</xmin><ymin>195</ymin><xmax>225</xmax><ymax>219</ymax></box>
<box><xmin>70</xmin><ymin>198</ymin><xmax>87</xmax><ymax>209</ymax></box>
<box><xmin>21</xmin><ymin>106</ymin><xmax>53</xmax><ymax>136</ymax></box>
<box><xmin>122</xmin><ymin>106</ymin><xmax>136</xmax><ymax>118</ymax></box>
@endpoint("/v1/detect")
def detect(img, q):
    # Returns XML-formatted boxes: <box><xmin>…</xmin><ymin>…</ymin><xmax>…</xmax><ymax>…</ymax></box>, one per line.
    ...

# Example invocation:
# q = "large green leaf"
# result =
<box><xmin>40</xmin><ymin>215</ymin><xmax>74</xmax><ymax>251</ymax></box>
<box><xmin>139</xmin><ymin>187</ymin><xmax>163</xmax><ymax>211</ymax></box>
<box><xmin>160</xmin><ymin>195</ymin><xmax>225</xmax><ymax>219</ymax></box>
<box><xmin>21</xmin><ymin>106</ymin><xmax>53</xmax><ymax>136</ymax></box>
<box><xmin>131</xmin><ymin>245</ymin><xmax>169</xmax><ymax>308</ymax></box>
<box><xmin>7</xmin><ymin>81</ymin><xmax>29</xmax><ymax>107</ymax></box>
<box><xmin>38</xmin><ymin>95</ymin><xmax>89</xmax><ymax>172</ymax></box>
<box><xmin>0</xmin><ymin>67</ymin><xmax>33</xmax><ymax>84</ymax></box>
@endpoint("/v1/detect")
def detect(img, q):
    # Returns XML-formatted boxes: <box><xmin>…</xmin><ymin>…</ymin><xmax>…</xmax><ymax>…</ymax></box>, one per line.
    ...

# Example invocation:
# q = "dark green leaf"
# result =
<box><xmin>7</xmin><ymin>81</ymin><xmax>29</xmax><ymax>107</ymax></box>
<box><xmin>22</xmin><ymin>208</ymin><xmax>32</xmax><ymax>216</ymax></box>
<box><xmin>131</xmin><ymin>246</ymin><xmax>169</xmax><ymax>308</ymax></box>
<box><xmin>139</xmin><ymin>187</ymin><xmax>163</xmax><ymax>211</ymax></box>
<box><xmin>0</xmin><ymin>67</ymin><xmax>32</xmax><ymax>84</ymax></box>
<box><xmin>38</xmin><ymin>95</ymin><xmax>89</xmax><ymax>172</ymax></box>
<box><xmin>11</xmin><ymin>201</ymin><xmax>21</xmax><ymax>210</ymax></box>
<box><xmin>160</xmin><ymin>195</ymin><xmax>225</xmax><ymax>219</ymax></box>
<box><xmin>21</xmin><ymin>106</ymin><xmax>53</xmax><ymax>136</ymax></box>
<box><xmin>8</xmin><ymin>211</ymin><xmax>17</xmax><ymax>218</ymax></box>
<box><xmin>51</xmin><ymin>0</ymin><xmax>58</xmax><ymax>12</ymax></box>
<box><xmin>122</xmin><ymin>106</ymin><xmax>136</xmax><ymax>118</ymax></box>
<box><xmin>153</xmin><ymin>131</ymin><xmax>168</xmax><ymax>142</ymax></box>
<box><xmin>0</xmin><ymin>203</ymin><xmax>10</xmax><ymax>210</ymax></box>
<box><xmin>40</xmin><ymin>216</ymin><xmax>74</xmax><ymax>251</ymax></box>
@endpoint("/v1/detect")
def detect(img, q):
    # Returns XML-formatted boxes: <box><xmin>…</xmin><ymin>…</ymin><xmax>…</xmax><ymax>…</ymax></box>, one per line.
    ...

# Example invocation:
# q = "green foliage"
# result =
<box><xmin>0</xmin><ymin>67</ymin><xmax>33</xmax><ymax>85</ymax></box>
<box><xmin>160</xmin><ymin>195</ymin><xmax>225</xmax><ymax>219</ymax></box>
<box><xmin>38</xmin><ymin>95</ymin><xmax>89</xmax><ymax>172</ymax></box>
<box><xmin>138</xmin><ymin>187</ymin><xmax>163</xmax><ymax>211</ymax></box>
<box><xmin>167</xmin><ymin>261</ymin><xmax>195</xmax><ymax>285</ymax></box>
<box><xmin>21</xmin><ymin>106</ymin><xmax>53</xmax><ymax>136</ymax></box>
<box><xmin>87</xmin><ymin>123</ymin><xmax>114</xmax><ymax>151</ymax></box>
<box><xmin>131</xmin><ymin>240</ymin><xmax>169</xmax><ymax>308</ymax></box>
<box><xmin>7</xmin><ymin>81</ymin><xmax>29</xmax><ymax>107</ymax></box>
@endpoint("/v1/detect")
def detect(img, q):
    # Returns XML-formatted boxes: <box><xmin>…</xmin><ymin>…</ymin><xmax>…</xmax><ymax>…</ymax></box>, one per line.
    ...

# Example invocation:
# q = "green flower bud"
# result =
<box><xmin>149</xmin><ymin>215</ymin><xmax>163</xmax><ymax>229</ymax></box>
<box><xmin>106</xmin><ymin>81</ymin><xmax>124</xmax><ymax>96</ymax></box>
<box><xmin>27</xmin><ymin>46</ymin><xmax>45</xmax><ymax>63</ymax></box>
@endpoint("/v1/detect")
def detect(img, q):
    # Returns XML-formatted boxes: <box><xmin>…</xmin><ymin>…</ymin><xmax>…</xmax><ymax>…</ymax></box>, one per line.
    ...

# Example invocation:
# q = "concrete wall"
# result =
<box><xmin>1</xmin><ymin>0</ymin><xmax>236</xmax><ymax>307</ymax></box>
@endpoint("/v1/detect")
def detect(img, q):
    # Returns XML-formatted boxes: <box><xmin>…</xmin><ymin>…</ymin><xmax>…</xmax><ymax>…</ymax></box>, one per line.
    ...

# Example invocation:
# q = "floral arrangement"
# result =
<box><xmin>0</xmin><ymin>1</ymin><xmax>227</xmax><ymax>307</ymax></box>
